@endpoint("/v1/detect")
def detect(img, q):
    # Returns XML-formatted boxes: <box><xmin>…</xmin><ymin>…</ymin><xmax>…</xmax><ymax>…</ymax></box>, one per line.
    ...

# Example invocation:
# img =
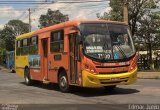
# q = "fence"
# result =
<box><xmin>138</xmin><ymin>56</ymin><xmax>160</xmax><ymax>70</ymax></box>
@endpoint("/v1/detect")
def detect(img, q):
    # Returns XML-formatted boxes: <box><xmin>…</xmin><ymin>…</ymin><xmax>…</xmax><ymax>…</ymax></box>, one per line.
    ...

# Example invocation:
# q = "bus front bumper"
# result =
<box><xmin>82</xmin><ymin>68</ymin><xmax>137</xmax><ymax>88</ymax></box>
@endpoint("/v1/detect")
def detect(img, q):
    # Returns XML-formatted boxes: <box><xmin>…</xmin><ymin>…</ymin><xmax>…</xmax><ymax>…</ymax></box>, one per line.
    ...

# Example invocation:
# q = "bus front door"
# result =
<box><xmin>69</xmin><ymin>34</ymin><xmax>78</xmax><ymax>84</ymax></box>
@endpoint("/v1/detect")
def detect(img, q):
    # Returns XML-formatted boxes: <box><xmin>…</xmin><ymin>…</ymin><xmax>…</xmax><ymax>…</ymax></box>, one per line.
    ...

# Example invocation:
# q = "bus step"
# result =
<box><xmin>43</xmin><ymin>79</ymin><xmax>50</xmax><ymax>84</ymax></box>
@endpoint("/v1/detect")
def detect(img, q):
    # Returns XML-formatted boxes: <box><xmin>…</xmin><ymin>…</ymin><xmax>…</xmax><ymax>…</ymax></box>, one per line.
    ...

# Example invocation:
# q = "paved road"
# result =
<box><xmin>0</xmin><ymin>70</ymin><xmax>160</xmax><ymax>106</ymax></box>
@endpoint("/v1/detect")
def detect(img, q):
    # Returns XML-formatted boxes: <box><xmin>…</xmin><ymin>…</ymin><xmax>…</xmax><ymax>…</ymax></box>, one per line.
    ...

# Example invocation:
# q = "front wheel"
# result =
<box><xmin>24</xmin><ymin>68</ymin><xmax>32</xmax><ymax>86</ymax></box>
<box><xmin>58</xmin><ymin>71</ymin><xmax>69</xmax><ymax>92</ymax></box>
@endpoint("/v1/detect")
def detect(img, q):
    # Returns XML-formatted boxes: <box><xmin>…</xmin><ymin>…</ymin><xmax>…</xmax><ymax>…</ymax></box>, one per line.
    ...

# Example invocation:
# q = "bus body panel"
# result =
<box><xmin>29</xmin><ymin>55</ymin><xmax>41</xmax><ymax>81</ymax></box>
<box><xmin>48</xmin><ymin>53</ymin><xmax>69</xmax><ymax>83</ymax></box>
<box><xmin>82</xmin><ymin>68</ymin><xmax>137</xmax><ymax>87</ymax></box>
<box><xmin>15</xmin><ymin>55</ymin><xmax>29</xmax><ymax>77</ymax></box>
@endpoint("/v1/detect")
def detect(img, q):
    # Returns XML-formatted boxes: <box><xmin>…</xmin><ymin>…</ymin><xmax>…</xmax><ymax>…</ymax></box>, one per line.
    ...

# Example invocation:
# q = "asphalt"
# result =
<box><xmin>0</xmin><ymin>65</ymin><xmax>160</xmax><ymax>79</ymax></box>
<box><xmin>0</xmin><ymin>70</ymin><xmax>160</xmax><ymax>105</ymax></box>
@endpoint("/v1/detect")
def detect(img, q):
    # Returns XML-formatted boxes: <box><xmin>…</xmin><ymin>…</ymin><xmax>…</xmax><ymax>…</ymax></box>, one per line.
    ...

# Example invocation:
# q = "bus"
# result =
<box><xmin>6</xmin><ymin>51</ymin><xmax>15</xmax><ymax>72</ymax></box>
<box><xmin>15</xmin><ymin>20</ymin><xmax>137</xmax><ymax>92</ymax></box>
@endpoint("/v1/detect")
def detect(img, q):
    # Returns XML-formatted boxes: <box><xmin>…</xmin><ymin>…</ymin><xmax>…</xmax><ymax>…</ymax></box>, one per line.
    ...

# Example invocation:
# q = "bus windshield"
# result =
<box><xmin>80</xmin><ymin>23</ymin><xmax>135</xmax><ymax>61</ymax></box>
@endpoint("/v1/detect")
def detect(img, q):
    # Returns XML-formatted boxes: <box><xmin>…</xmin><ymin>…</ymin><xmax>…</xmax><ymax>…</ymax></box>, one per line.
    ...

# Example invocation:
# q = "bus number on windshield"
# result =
<box><xmin>98</xmin><ymin>54</ymin><xmax>111</xmax><ymax>59</ymax></box>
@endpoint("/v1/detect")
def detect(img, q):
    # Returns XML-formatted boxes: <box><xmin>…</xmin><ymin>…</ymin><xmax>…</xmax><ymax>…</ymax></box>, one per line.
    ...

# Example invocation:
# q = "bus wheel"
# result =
<box><xmin>58</xmin><ymin>71</ymin><xmax>69</xmax><ymax>92</ymax></box>
<box><xmin>104</xmin><ymin>85</ymin><xmax>116</xmax><ymax>91</ymax></box>
<box><xmin>24</xmin><ymin>68</ymin><xmax>32</xmax><ymax>86</ymax></box>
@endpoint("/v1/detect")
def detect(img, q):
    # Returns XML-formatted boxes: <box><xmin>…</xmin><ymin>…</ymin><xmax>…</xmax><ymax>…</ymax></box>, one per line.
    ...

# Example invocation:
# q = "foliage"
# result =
<box><xmin>128</xmin><ymin>0</ymin><xmax>156</xmax><ymax>36</ymax></box>
<box><xmin>39</xmin><ymin>9</ymin><xmax>69</xmax><ymax>28</ymax></box>
<box><xmin>0</xmin><ymin>20</ymin><xmax>29</xmax><ymax>51</ymax></box>
<box><xmin>97</xmin><ymin>0</ymin><xmax>123</xmax><ymax>21</ymax></box>
<box><xmin>6</xmin><ymin>20</ymin><xmax>29</xmax><ymax>36</ymax></box>
<box><xmin>0</xmin><ymin>47</ymin><xmax>6</xmax><ymax>64</ymax></box>
<box><xmin>0</xmin><ymin>27</ymin><xmax>15</xmax><ymax>51</ymax></box>
<box><xmin>97</xmin><ymin>0</ymin><xmax>157</xmax><ymax>36</ymax></box>
<box><xmin>136</xmin><ymin>11</ymin><xmax>160</xmax><ymax>65</ymax></box>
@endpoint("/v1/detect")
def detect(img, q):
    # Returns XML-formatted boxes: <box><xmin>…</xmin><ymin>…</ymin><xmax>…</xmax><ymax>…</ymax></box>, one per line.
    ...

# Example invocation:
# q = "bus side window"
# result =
<box><xmin>16</xmin><ymin>40</ymin><xmax>21</xmax><ymax>56</ymax></box>
<box><xmin>29</xmin><ymin>36</ymin><xmax>38</xmax><ymax>55</ymax></box>
<box><xmin>21</xmin><ymin>38</ymin><xmax>29</xmax><ymax>55</ymax></box>
<box><xmin>50</xmin><ymin>30</ymin><xmax>64</xmax><ymax>52</ymax></box>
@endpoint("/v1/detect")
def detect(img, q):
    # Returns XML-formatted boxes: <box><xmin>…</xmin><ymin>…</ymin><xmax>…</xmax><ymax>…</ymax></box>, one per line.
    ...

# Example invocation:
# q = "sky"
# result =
<box><xmin>0</xmin><ymin>0</ymin><xmax>111</xmax><ymax>30</ymax></box>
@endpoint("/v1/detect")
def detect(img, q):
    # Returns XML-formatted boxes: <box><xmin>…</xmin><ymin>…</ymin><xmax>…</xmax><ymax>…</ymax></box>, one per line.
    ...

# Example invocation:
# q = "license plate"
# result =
<box><xmin>111</xmin><ymin>77</ymin><xmax>120</xmax><ymax>81</ymax></box>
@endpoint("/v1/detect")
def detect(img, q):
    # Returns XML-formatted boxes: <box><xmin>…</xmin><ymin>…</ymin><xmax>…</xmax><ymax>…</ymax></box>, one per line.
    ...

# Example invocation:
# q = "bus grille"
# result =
<box><xmin>100</xmin><ymin>80</ymin><xmax>128</xmax><ymax>84</ymax></box>
<box><xmin>99</xmin><ymin>71</ymin><xmax>128</xmax><ymax>74</ymax></box>
<box><xmin>99</xmin><ymin>77</ymin><xmax>129</xmax><ymax>84</ymax></box>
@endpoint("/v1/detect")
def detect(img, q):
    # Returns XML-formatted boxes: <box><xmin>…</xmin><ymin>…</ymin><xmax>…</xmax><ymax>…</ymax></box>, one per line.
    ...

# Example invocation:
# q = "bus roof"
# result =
<box><xmin>16</xmin><ymin>31</ymin><xmax>35</xmax><ymax>40</ymax></box>
<box><xmin>16</xmin><ymin>20</ymin><xmax>127</xmax><ymax>40</ymax></box>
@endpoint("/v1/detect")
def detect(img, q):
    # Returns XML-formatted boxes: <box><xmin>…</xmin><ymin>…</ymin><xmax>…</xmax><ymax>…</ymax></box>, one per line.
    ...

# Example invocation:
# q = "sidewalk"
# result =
<box><xmin>137</xmin><ymin>72</ymin><xmax>160</xmax><ymax>79</ymax></box>
<box><xmin>0</xmin><ymin>65</ymin><xmax>9</xmax><ymax>72</ymax></box>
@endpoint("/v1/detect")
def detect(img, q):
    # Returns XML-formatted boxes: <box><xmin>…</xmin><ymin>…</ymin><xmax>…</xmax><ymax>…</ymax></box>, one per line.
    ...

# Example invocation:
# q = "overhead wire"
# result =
<box><xmin>0</xmin><ymin>0</ymin><xmax>108</xmax><ymax>19</ymax></box>
<box><xmin>74</xmin><ymin>6</ymin><xmax>107</xmax><ymax>19</ymax></box>
<box><xmin>17</xmin><ymin>11</ymin><xmax>27</xmax><ymax>20</ymax></box>
<box><xmin>0</xmin><ymin>0</ymin><xmax>109</xmax><ymax>29</ymax></box>
<box><xmin>57</xmin><ymin>0</ymin><xmax>107</xmax><ymax>3</ymax></box>
<box><xmin>0</xmin><ymin>0</ymin><xmax>108</xmax><ymax>4</ymax></box>
<box><xmin>27</xmin><ymin>0</ymin><xmax>108</xmax><ymax>30</ymax></box>
<box><xmin>0</xmin><ymin>0</ymin><xmax>55</xmax><ymax>5</ymax></box>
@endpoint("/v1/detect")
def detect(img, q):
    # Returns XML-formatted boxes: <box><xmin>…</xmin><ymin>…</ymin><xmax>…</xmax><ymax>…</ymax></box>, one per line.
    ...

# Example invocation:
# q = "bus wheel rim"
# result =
<box><xmin>25</xmin><ymin>77</ymin><xmax>29</xmax><ymax>83</ymax></box>
<box><xmin>25</xmin><ymin>76</ymin><xmax>29</xmax><ymax>83</ymax></box>
<box><xmin>60</xmin><ymin>76</ymin><xmax>67</xmax><ymax>88</ymax></box>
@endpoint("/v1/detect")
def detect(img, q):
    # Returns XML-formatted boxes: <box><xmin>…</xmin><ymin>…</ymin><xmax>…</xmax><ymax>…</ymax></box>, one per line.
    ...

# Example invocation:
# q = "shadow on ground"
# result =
<box><xmin>20</xmin><ymin>81</ymin><xmax>140</xmax><ymax>97</ymax></box>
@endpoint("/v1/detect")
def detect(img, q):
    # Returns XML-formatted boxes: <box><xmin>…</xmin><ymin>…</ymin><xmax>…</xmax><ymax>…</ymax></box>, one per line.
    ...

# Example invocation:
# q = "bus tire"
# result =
<box><xmin>58</xmin><ymin>71</ymin><xmax>69</xmax><ymax>92</ymax></box>
<box><xmin>24</xmin><ymin>68</ymin><xmax>32</xmax><ymax>86</ymax></box>
<box><xmin>104</xmin><ymin>85</ymin><xmax>116</xmax><ymax>91</ymax></box>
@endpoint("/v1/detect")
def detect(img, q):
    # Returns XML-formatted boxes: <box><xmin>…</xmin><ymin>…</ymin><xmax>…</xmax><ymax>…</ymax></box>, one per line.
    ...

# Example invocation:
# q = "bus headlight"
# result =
<box><xmin>129</xmin><ymin>63</ymin><xmax>137</xmax><ymax>72</ymax></box>
<box><xmin>84</xmin><ymin>64</ymin><xmax>97</xmax><ymax>74</ymax></box>
<box><xmin>129</xmin><ymin>55</ymin><xmax>137</xmax><ymax>72</ymax></box>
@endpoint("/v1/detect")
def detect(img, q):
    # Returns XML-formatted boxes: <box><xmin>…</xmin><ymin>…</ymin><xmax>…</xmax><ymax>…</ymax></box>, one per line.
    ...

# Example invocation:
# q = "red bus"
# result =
<box><xmin>15</xmin><ymin>20</ymin><xmax>137</xmax><ymax>92</ymax></box>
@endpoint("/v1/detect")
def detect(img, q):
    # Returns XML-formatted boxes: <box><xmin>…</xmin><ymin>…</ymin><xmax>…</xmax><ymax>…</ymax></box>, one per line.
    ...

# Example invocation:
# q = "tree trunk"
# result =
<box><xmin>148</xmin><ymin>38</ymin><xmax>154</xmax><ymax>70</ymax></box>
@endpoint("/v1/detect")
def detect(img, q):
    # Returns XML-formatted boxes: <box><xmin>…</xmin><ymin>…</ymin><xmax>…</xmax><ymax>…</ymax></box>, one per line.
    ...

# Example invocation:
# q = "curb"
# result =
<box><xmin>137</xmin><ymin>77</ymin><xmax>160</xmax><ymax>79</ymax></box>
<box><xmin>137</xmin><ymin>72</ymin><xmax>160</xmax><ymax>79</ymax></box>
<box><xmin>0</xmin><ymin>67</ymin><xmax>9</xmax><ymax>72</ymax></box>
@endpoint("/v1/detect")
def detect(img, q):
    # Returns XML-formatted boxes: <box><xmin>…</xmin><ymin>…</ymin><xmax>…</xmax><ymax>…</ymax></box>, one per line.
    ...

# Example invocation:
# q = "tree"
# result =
<box><xmin>0</xmin><ymin>29</ymin><xmax>6</xmax><ymax>63</ymax></box>
<box><xmin>97</xmin><ymin>0</ymin><xmax>123</xmax><ymax>21</ymax></box>
<box><xmin>6</xmin><ymin>20</ymin><xmax>29</xmax><ymax>36</ymax></box>
<box><xmin>0</xmin><ymin>27</ymin><xmax>15</xmax><ymax>51</ymax></box>
<box><xmin>0</xmin><ymin>47</ymin><xmax>6</xmax><ymax>64</ymax></box>
<box><xmin>136</xmin><ymin>11</ymin><xmax>160</xmax><ymax>69</ymax></box>
<box><xmin>39</xmin><ymin>9</ymin><xmax>69</xmax><ymax>28</ymax></box>
<box><xmin>97</xmin><ymin>0</ymin><xmax>157</xmax><ymax>36</ymax></box>
<box><xmin>0</xmin><ymin>30</ymin><xmax>5</xmax><ymax>49</ymax></box>
<box><xmin>0</xmin><ymin>20</ymin><xmax>29</xmax><ymax>51</ymax></box>
<box><xmin>128</xmin><ymin>0</ymin><xmax>156</xmax><ymax>36</ymax></box>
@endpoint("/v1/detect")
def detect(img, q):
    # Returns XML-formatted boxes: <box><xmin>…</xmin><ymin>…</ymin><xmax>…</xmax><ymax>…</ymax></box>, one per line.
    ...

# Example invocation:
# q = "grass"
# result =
<box><xmin>155</xmin><ymin>76</ymin><xmax>160</xmax><ymax>80</ymax></box>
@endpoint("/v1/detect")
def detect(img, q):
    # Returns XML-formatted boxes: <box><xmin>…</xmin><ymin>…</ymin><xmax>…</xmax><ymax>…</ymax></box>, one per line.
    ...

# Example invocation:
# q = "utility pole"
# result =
<box><xmin>28</xmin><ymin>8</ymin><xmax>31</xmax><ymax>32</ymax></box>
<box><xmin>123</xmin><ymin>0</ymin><xmax>129</xmax><ymax>24</ymax></box>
